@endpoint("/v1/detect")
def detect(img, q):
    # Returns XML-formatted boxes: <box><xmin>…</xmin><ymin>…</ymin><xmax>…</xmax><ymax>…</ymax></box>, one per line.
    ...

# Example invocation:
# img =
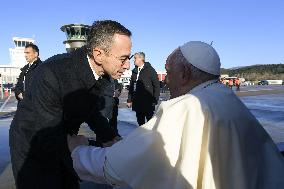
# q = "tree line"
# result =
<box><xmin>221</xmin><ymin>64</ymin><xmax>284</xmax><ymax>81</ymax></box>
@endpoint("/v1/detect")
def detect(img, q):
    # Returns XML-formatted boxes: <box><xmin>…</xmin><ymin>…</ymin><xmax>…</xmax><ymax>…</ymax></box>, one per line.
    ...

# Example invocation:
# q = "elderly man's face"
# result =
<box><xmin>96</xmin><ymin>34</ymin><xmax>132</xmax><ymax>79</ymax></box>
<box><xmin>134</xmin><ymin>54</ymin><xmax>144</xmax><ymax>67</ymax></box>
<box><xmin>165</xmin><ymin>50</ymin><xmax>184</xmax><ymax>99</ymax></box>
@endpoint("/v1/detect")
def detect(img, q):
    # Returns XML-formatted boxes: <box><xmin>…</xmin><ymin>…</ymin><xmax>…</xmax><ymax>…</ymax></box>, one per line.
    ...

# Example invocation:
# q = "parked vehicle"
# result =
<box><xmin>241</xmin><ymin>81</ymin><xmax>251</xmax><ymax>86</ymax></box>
<box><xmin>258</xmin><ymin>80</ymin><xmax>269</xmax><ymax>85</ymax></box>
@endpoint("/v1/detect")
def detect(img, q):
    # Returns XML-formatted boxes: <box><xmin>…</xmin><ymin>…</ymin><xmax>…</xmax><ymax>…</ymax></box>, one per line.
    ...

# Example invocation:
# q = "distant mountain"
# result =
<box><xmin>225</xmin><ymin>64</ymin><xmax>268</xmax><ymax>70</ymax></box>
<box><xmin>221</xmin><ymin>64</ymin><xmax>284</xmax><ymax>81</ymax></box>
<box><xmin>227</xmin><ymin>66</ymin><xmax>246</xmax><ymax>70</ymax></box>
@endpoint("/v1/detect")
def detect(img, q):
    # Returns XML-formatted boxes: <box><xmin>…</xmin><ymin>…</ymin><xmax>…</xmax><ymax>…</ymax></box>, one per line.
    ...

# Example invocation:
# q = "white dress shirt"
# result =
<box><xmin>136</xmin><ymin>64</ymin><xmax>144</xmax><ymax>81</ymax></box>
<box><xmin>87</xmin><ymin>55</ymin><xmax>100</xmax><ymax>80</ymax></box>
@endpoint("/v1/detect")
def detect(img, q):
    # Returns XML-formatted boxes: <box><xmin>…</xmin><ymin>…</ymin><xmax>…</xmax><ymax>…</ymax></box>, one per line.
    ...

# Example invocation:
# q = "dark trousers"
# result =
<box><xmin>109</xmin><ymin>104</ymin><xmax>119</xmax><ymax>135</ymax></box>
<box><xmin>236</xmin><ymin>84</ymin><xmax>240</xmax><ymax>91</ymax></box>
<box><xmin>136</xmin><ymin>111</ymin><xmax>154</xmax><ymax>126</ymax></box>
<box><xmin>9</xmin><ymin>125</ymin><xmax>79</xmax><ymax>189</ymax></box>
<box><xmin>10</xmin><ymin>149</ymin><xmax>79</xmax><ymax>189</ymax></box>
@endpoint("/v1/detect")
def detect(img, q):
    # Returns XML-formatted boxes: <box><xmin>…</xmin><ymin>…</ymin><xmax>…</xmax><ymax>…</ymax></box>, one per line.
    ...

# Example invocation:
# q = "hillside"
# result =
<box><xmin>221</xmin><ymin>64</ymin><xmax>284</xmax><ymax>81</ymax></box>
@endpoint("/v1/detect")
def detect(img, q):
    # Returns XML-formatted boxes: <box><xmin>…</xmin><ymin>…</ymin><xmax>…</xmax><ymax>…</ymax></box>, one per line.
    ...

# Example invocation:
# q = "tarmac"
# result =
<box><xmin>0</xmin><ymin>85</ymin><xmax>284</xmax><ymax>189</ymax></box>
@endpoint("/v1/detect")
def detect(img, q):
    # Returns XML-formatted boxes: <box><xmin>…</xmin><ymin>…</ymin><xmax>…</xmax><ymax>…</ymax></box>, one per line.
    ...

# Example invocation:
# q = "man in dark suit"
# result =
<box><xmin>127</xmin><ymin>52</ymin><xmax>160</xmax><ymax>126</ymax></box>
<box><xmin>9</xmin><ymin>20</ymin><xmax>132</xmax><ymax>189</ymax></box>
<box><xmin>109</xmin><ymin>80</ymin><xmax>123</xmax><ymax>135</ymax></box>
<box><xmin>14</xmin><ymin>44</ymin><xmax>42</xmax><ymax>101</ymax></box>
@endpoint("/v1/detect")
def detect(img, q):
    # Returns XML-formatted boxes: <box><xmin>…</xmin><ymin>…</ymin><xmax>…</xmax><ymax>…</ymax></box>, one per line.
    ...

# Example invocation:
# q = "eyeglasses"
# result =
<box><xmin>120</xmin><ymin>54</ymin><xmax>133</xmax><ymax>65</ymax></box>
<box><xmin>104</xmin><ymin>50</ymin><xmax>133</xmax><ymax>66</ymax></box>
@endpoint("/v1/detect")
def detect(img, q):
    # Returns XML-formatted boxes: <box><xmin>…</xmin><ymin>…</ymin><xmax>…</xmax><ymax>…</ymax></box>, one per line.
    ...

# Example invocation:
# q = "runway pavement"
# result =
<box><xmin>0</xmin><ymin>85</ymin><xmax>284</xmax><ymax>188</ymax></box>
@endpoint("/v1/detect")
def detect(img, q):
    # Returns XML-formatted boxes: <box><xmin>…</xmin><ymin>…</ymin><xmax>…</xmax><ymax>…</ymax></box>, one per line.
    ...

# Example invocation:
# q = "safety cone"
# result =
<box><xmin>4</xmin><ymin>89</ymin><xmax>9</xmax><ymax>97</ymax></box>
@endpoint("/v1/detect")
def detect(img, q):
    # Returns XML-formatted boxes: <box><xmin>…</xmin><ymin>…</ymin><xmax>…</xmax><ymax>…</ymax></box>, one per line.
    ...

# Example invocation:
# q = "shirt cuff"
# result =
<box><xmin>71</xmin><ymin>145</ymin><xmax>108</xmax><ymax>184</ymax></box>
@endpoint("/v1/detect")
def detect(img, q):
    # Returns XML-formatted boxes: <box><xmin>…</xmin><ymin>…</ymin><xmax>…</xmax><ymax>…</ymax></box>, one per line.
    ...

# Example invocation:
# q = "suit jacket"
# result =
<box><xmin>14</xmin><ymin>58</ymin><xmax>42</xmax><ymax>100</ymax></box>
<box><xmin>114</xmin><ymin>79</ymin><xmax>123</xmax><ymax>105</ymax></box>
<box><xmin>9</xmin><ymin>47</ymin><xmax>117</xmax><ymax>189</ymax></box>
<box><xmin>127</xmin><ymin>62</ymin><xmax>160</xmax><ymax>113</ymax></box>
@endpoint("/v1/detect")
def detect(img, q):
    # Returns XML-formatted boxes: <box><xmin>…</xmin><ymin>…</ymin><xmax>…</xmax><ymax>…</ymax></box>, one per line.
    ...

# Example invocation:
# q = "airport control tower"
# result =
<box><xmin>9</xmin><ymin>37</ymin><xmax>35</xmax><ymax>67</ymax></box>
<box><xmin>60</xmin><ymin>24</ymin><xmax>91</xmax><ymax>53</ymax></box>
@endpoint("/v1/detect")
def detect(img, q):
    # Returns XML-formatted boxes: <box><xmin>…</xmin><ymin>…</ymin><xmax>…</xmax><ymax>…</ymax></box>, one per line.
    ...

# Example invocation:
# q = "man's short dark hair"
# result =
<box><xmin>25</xmin><ymin>44</ymin><xmax>39</xmax><ymax>55</ymax></box>
<box><xmin>86</xmin><ymin>20</ymin><xmax>132</xmax><ymax>58</ymax></box>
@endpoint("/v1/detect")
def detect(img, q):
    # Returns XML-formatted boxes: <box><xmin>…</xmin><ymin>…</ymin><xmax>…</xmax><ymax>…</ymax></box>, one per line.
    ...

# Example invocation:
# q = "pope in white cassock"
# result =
<box><xmin>68</xmin><ymin>41</ymin><xmax>284</xmax><ymax>189</ymax></box>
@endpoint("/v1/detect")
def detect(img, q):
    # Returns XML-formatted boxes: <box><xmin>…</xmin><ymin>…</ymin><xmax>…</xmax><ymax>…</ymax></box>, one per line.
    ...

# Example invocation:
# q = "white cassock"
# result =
<box><xmin>71</xmin><ymin>80</ymin><xmax>284</xmax><ymax>189</ymax></box>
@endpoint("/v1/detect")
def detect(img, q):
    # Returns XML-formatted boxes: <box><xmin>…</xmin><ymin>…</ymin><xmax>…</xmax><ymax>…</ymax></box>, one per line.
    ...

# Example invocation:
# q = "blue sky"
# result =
<box><xmin>0</xmin><ymin>0</ymin><xmax>283</xmax><ymax>70</ymax></box>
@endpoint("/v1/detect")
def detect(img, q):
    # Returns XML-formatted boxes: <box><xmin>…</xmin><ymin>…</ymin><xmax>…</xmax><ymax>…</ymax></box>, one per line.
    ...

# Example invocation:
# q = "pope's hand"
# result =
<box><xmin>67</xmin><ymin>135</ymin><xmax>89</xmax><ymax>152</ymax></box>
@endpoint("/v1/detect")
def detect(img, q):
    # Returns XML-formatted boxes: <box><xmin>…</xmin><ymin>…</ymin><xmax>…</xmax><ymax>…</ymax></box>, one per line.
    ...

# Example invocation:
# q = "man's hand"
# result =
<box><xmin>18</xmin><ymin>93</ymin><xmax>23</xmax><ymax>100</ymax></box>
<box><xmin>102</xmin><ymin>136</ymin><xmax>122</xmax><ymax>147</ymax></box>
<box><xmin>127</xmin><ymin>102</ymin><xmax>132</xmax><ymax>108</ymax></box>
<box><xmin>67</xmin><ymin>135</ymin><xmax>89</xmax><ymax>152</ymax></box>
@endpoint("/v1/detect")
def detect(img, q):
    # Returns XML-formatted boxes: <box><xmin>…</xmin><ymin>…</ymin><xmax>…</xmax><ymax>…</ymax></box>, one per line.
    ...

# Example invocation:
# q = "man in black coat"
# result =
<box><xmin>14</xmin><ymin>44</ymin><xmax>42</xmax><ymax>101</ymax></box>
<box><xmin>127</xmin><ymin>52</ymin><xmax>160</xmax><ymax>125</ymax></box>
<box><xmin>109</xmin><ymin>80</ymin><xmax>123</xmax><ymax>135</ymax></box>
<box><xmin>9</xmin><ymin>20</ymin><xmax>132</xmax><ymax>189</ymax></box>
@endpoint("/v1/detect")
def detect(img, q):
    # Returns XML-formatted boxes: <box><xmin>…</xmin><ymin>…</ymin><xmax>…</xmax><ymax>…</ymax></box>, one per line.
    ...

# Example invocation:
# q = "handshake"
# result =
<box><xmin>67</xmin><ymin>135</ymin><xmax>122</xmax><ymax>152</ymax></box>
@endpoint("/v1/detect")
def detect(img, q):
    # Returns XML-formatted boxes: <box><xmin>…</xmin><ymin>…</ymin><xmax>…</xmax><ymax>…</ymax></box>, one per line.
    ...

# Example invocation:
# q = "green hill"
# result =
<box><xmin>221</xmin><ymin>64</ymin><xmax>284</xmax><ymax>81</ymax></box>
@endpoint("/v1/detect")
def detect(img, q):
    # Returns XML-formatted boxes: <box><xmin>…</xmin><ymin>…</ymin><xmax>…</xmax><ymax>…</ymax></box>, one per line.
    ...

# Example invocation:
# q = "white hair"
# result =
<box><xmin>134</xmin><ymin>52</ymin><xmax>145</xmax><ymax>61</ymax></box>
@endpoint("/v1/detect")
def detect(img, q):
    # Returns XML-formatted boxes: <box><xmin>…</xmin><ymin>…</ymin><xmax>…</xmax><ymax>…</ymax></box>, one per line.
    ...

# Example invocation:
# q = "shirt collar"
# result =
<box><xmin>87</xmin><ymin>55</ymin><xmax>100</xmax><ymax>80</ymax></box>
<box><xmin>138</xmin><ymin>64</ymin><xmax>144</xmax><ymax>71</ymax></box>
<box><xmin>28</xmin><ymin>58</ymin><xmax>38</xmax><ymax>66</ymax></box>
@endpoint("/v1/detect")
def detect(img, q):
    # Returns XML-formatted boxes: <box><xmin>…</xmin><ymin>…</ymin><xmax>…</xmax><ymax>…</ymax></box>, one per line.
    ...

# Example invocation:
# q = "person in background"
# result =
<box><xmin>235</xmin><ymin>78</ymin><xmax>240</xmax><ymax>91</ymax></box>
<box><xmin>68</xmin><ymin>41</ymin><xmax>284</xmax><ymax>189</ymax></box>
<box><xmin>127</xmin><ymin>52</ymin><xmax>160</xmax><ymax>126</ymax></box>
<box><xmin>160</xmin><ymin>80</ymin><xmax>166</xmax><ymax>93</ymax></box>
<box><xmin>109</xmin><ymin>79</ymin><xmax>123</xmax><ymax>135</ymax></box>
<box><xmin>221</xmin><ymin>78</ymin><xmax>227</xmax><ymax>85</ymax></box>
<box><xmin>228</xmin><ymin>78</ymin><xmax>233</xmax><ymax>89</ymax></box>
<box><xmin>14</xmin><ymin>44</ymin><xmax>42</xmax><ymax>101</ymax></box>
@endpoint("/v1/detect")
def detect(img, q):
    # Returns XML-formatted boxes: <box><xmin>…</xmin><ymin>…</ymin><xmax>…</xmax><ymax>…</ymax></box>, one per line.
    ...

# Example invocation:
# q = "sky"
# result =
<box><xmin>0</xmin><ymin>0</ymin><xmax>283</xmax><ymax>70</ymax></box>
